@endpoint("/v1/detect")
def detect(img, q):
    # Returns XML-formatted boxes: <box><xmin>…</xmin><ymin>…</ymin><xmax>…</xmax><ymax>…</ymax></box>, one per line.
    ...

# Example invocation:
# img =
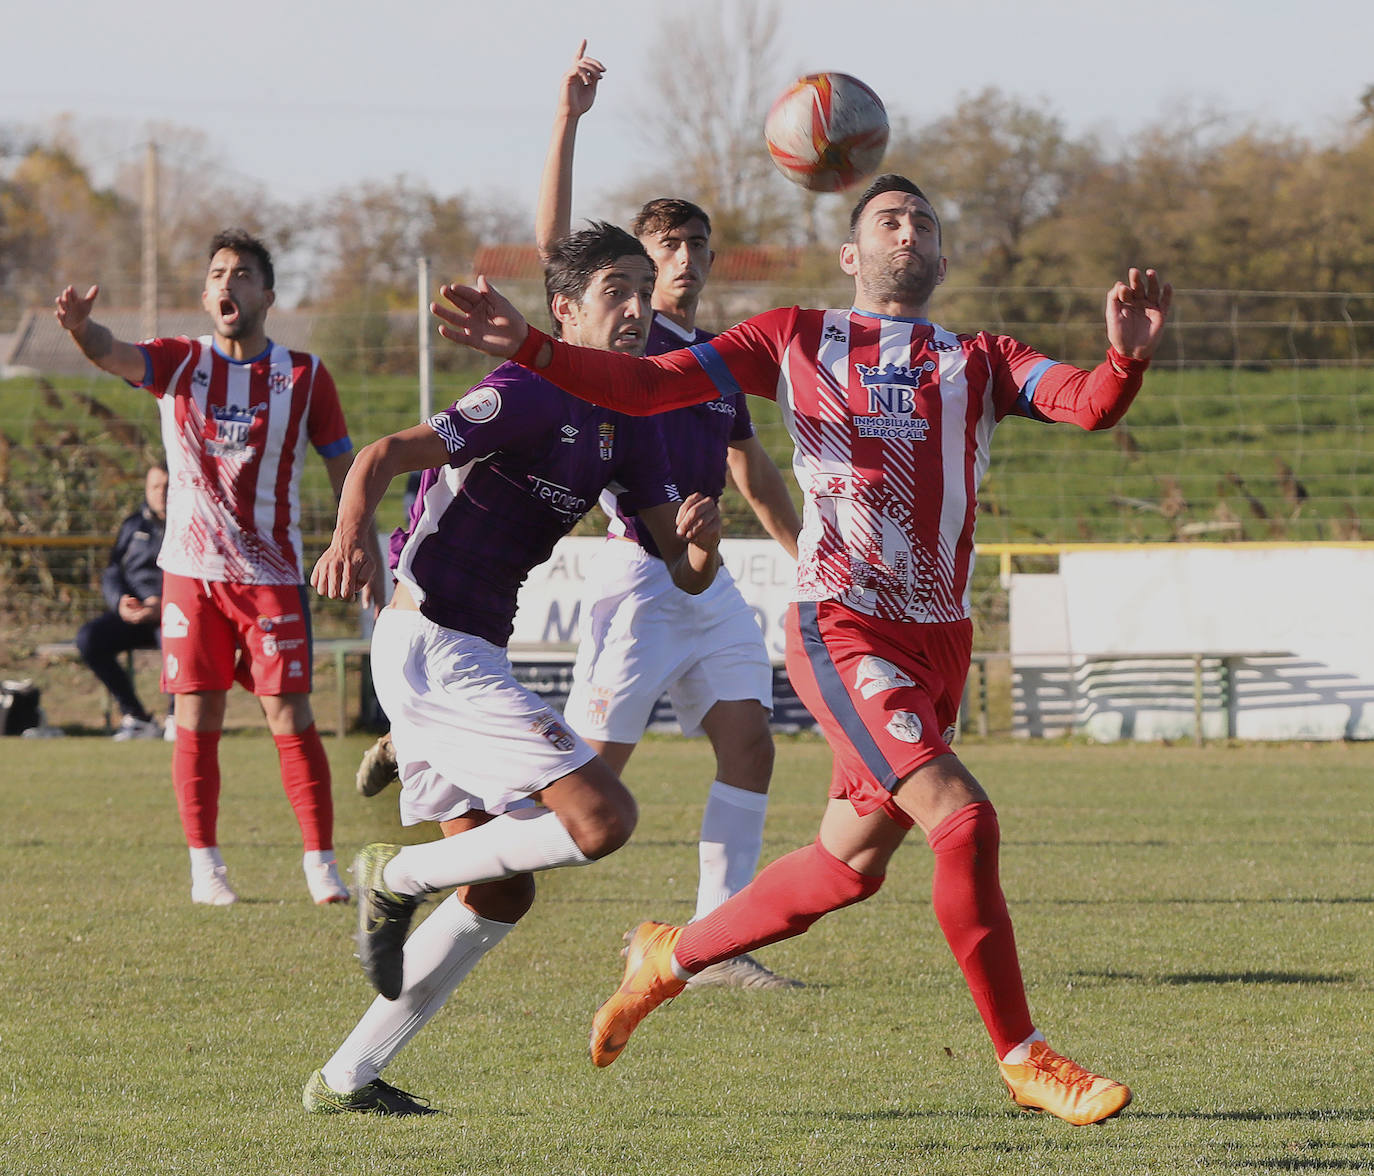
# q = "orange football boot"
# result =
<box><xmin>589</xmin><ymin>922</ymin><xmax>687</xmax><ymax>1067</ymax></box>
<box><xmin>998</xmin><ymin>1041</ymin><xmax>1132</xmax><ymax>1125</ymax></box>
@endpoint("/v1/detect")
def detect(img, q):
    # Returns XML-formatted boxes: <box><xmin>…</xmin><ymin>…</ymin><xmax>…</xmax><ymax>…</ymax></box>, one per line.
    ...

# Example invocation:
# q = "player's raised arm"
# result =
<box><xmin>54</xmin><ymin>284</ymin><xmax>149</xmax><ymax>385</ymax></box>
<box><xmin>535</xmin><ymin>40</ymin><xmax>606</xmax><ymax>262</ymax></box>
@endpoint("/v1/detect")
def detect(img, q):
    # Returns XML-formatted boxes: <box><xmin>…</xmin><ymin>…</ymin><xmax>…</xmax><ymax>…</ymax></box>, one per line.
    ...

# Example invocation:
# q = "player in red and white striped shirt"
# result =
<box><xmin>430</xmin><ymin>174</ymin><xmax>1172</xmax><ymax>1126</ymax></box>
<box><xmin>56</xmin><ymin>229</ymin><xmax>383</xmax><ymax>908</ymax></box>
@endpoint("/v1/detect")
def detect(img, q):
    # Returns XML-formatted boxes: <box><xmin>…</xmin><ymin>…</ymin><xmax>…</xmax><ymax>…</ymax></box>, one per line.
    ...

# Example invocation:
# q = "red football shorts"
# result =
<box><xmin>785</xmin><ymin>600</ymin><xmax>972</xmax><ymax>823</ymax></box>
<box><xmin>160</xmin><ymin>572</ymin><xmax>314</xmax><ymax>696</ymax></box>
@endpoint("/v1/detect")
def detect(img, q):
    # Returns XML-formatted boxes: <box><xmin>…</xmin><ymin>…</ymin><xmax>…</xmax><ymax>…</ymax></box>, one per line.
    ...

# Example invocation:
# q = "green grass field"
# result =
<box><xmin>1</xmin><ymin>735</ymin><xmax>1370</xmax><ymax>1175</ymax></box>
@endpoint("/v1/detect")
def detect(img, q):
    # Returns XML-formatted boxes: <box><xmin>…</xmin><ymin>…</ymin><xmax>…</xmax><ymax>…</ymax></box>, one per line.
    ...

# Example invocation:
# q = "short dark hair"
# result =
<box><xmin>208</xmin><ymin>228</ymin><xmax>275</xmax><ymax>290</ymax></box>
<box><xmin>632</xmin><ymin>198</ymin><xmax>712</xmax><ymax>241</ymax></box>
<box><xmin>543</xmin><ymin>222</ymin><xmax>654</xmax><ymax>337</ymax></box>
<box><xmin>847</xmin><ymin>174</ymin><xmax>940</xmax><ymax>241</ymax></box>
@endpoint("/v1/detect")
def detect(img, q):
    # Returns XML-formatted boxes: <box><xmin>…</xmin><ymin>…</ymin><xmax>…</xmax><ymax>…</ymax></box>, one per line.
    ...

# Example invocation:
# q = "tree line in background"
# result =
<box><xmin>2</xmin><ymin>2</ymin><xmax>1373</xmax><ymax>371</ymax></box>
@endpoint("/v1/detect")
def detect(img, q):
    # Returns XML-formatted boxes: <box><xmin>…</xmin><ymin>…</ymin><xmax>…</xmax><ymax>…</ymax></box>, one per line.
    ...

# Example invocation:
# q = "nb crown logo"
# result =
<box><xmin>855</xmin><ymin>361</ymin><xmax>934</xmax><ymax>388</ymax></box>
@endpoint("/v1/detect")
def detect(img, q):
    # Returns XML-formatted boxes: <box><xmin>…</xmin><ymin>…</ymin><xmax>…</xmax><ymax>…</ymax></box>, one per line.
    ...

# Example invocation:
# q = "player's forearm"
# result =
<box><xmin>730</xmin><ymin>451</ymin><xmax>801</xmax><ymax>559</ymax></box>
<box><xmin>66</xmin><ymin>320</ymin><xmax>147</xmax><ymax>383</ymax></box>
<box><xmin>535</xmin><ymin>112</ymin><xmax>578</xmax><ymax>261</ymax></box>
<box><xmin>667</xmin><ymin>543</ymin><xmax>721</xmax><ymax>595</ymax></box>
<box><xmin>513</xmin><ymin>326</ymin><xmax>718</xmax><ymax>415</ymax></box>
<box><xmin>1030</xmin><ymin>348</ymin><xmax>1150</xmax><ymax>431</ymax></box>
<box><xmin>329</xmin><ymin>441</ymin><xmax>396</xmax><ymax>549</ymax></box>
<box><xmin>71</xmin><ymin>318</ymin><xmax>114</xmax><ymax>361</ymax></box>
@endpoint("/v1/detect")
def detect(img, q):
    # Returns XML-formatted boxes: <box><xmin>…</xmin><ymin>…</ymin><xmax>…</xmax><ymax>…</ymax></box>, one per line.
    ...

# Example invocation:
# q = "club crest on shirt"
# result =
<box><xmin>457</xmin><ymin>387</ymin><xmax>501</xmax><ymax>423</ymax></box>
<box><xmin>853</xmin><ymin>655</ymin><xmax>915</xmax><ymax>700</ymax></box>
<box><xmin>530</xmin><ymin>712</ymin><xmax>577</xmax><ymax>752</ymax></box>
<box><xmin>598</xmin><ymin>423</ymin><xmax>615</xmax><ymax>460</ymax></box>
<box><xmin>886</xmin><ymin>710</ymin><xmax>924</xmax><ymax>743</ymax></box>
<box><xmin>207</xmin><ymin>402</ymin><xmax>265</xmax><ymax>457</ymax></box>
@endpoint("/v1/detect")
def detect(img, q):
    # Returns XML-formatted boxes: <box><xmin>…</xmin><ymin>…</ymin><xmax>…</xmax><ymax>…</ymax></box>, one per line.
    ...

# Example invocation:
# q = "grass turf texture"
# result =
<box><xmin>1</xmin><ymin>735</ymin><xmax>1370</xmax><ymax>1175</ymax></box>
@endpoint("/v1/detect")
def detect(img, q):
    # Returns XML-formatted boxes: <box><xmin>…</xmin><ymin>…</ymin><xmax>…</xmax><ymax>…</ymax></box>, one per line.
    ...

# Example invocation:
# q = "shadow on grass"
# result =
<box><xmin>1068</xmin><ymin>969</ymin><xmax>1356</xmax><ymax>985</ymax></box>
<box><xmin>1129</xmin><ymin>1110</ymin><xmax>1374</xmax><ymax>1123</ymax></box>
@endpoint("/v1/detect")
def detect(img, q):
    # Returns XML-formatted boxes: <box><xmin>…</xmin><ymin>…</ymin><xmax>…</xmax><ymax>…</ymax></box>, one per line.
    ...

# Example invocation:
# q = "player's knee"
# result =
<box><xmin>714</xmin><ymin>717</ymin><xmax>775</xmax><ymax>790</ymax></box>
<box><xmin>461</xmin><ymin>875</ymin><xmax>536</xmax><ymax>923</ymax></box>
<box><xmin>575</xmin><ymin>787</ymin><xmax>638</xmax><ymax>860</ymax></box>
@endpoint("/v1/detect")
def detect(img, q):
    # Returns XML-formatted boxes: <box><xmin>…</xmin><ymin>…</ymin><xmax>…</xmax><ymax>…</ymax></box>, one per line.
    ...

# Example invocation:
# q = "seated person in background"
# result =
<box><xmin>76</xmin><ymin>463</ymin><xmax>169</xmax><ymax>740</ymax></box>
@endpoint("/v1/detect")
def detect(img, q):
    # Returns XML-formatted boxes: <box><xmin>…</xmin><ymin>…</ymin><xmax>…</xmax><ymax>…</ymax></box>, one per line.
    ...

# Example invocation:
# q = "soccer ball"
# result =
<box><xmin>763</xmin><ymin>72</ymin><xmax>889</xmax><ymax>193</ymax></box>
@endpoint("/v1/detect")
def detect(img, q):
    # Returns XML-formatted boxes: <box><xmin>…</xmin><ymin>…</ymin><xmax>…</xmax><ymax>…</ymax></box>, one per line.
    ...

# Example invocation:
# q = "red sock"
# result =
<box><xmin>172</xmin><ymin>728</ymin><xmax>221</xmax><ymax>848</ymax></box>
<box><xmin>676</xmin><ymin>839</ymin><xmax>883</xmax><ymax>972</ymax></box>
<box><xmin>928</xmin><ymin>801</ymin><xmax>1034</xmax><ymax>1057</ymax></box>
<box><xmin>273</xmin><ymin>725</ymin><xmax>333</xmax><ymax>853</ymax></box>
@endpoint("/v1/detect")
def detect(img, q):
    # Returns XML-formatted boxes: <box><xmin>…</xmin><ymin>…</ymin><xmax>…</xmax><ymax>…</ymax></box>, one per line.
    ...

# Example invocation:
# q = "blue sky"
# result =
<box><xmin>9</xmin><ymin>0</ymin><xmax>1371</xmax><ymax>222</ymax></box>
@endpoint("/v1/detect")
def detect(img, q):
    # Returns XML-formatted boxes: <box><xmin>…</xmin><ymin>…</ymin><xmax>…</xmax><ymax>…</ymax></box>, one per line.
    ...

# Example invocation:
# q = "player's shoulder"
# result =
<box><xmin>441</xmin><ymin>361</ymin><xmax>565</xmax><ymax>423</ymax></box>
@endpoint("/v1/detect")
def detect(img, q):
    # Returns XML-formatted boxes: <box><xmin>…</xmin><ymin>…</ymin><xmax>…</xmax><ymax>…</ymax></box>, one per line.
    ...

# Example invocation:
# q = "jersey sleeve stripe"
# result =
<box><xmin>315</xmin><ymin>436</ymin><xmax>352</xmax><ymax>458</ymax></box>
<box><xmin>687</xmin><ymin>342</ymin><xmax>740</xmax><ymax>398</ymax></box>
<box><xmin>1015</xmin><ymin>358</ymin><xmax>1058</xmax><ymax>420</ymax></box>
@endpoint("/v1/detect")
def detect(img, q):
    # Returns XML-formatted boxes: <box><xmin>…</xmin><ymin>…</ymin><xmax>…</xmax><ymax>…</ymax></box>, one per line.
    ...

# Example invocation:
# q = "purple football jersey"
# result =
<box><xmin>394</xmin><ymin>363</ymin><xmax>679</xmax><ymax>645</ymax></box>
<box><xmin>603</xmin><ymin>312</ymin><xmax>754</xmax><ymax>558</ymax></box>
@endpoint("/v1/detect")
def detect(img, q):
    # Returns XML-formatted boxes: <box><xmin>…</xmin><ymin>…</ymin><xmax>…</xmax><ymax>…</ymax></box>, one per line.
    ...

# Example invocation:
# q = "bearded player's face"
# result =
<box><xmin>847</xmin><ymin>193</ymin><xmax>947</xmax><ymax>309</ymax></box>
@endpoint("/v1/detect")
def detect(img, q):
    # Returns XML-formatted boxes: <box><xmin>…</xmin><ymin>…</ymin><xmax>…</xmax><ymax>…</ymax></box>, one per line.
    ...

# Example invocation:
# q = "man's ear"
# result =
<box><xmin>265</xmin><ymin>288</ymin><xmax>276</xmax><ymax>310</ymax></box>
<box><xmin>550</xmin><ymin>292</ymin><xmax>573</xmax><ymax>326</ymax></box>
<box><xmin>839</xmin><ymin>241</ymin><xmax>859</xmax><ymax>277</ymax></box>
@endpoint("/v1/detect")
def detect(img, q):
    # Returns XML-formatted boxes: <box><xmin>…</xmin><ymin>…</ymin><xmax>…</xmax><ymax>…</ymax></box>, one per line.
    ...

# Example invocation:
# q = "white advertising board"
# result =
<box><xmin>511</xmin><ymin>537</ymin><xmax>798</xmax><ymax>662</ymax></box>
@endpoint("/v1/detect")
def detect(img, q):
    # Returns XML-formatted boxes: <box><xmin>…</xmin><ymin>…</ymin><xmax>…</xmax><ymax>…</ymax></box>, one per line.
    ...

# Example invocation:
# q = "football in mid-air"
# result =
<box><xmin>763</xmin><ymin>72</ymin><xmax>889</xmax><ymax>193</ymax></box>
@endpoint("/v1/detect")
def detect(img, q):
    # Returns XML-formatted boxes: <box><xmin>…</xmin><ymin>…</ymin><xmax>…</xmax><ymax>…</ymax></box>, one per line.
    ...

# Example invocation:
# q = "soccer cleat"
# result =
<box><xmin>998</xmin><ymin>1041</ymin><xmax>1132</xmax><ymax>1125</ymax></box>
<box><xmin>302</xmin><ymin>1069</ymin><xmax>438</xmax><ymax>1116</ymax></box>
<box><xmin>589</xmin><ymin>921</ymin><xmax>687</xmax><ymax>1068</ymax></box>
<box><xmin>685</xmin><ymin>953</ymin><xmax>804</xmax><ymax>991</ymax></box>
<box><xmin>113</xmin><ymin>714</ymin><xmax>161</xmax><ymax>741</ymax></box>
<box><xmin>354</xmin><ymin>843</ymin><xmax>420</xmax><ymax>1000</ymax></box>
<box><xmin>190</xmin><ymin>864</ymin><xmax>239</xmax><ymax>906</ymax></box>
<box><xmin>305</xmin><ymin>858</ymin><xmax>351</xmax><ymax>905</ymax></box>
<box><xmin>355</xmin><ymin>733</ymin><xmax>399</xmax><ymax>797</ymax></box>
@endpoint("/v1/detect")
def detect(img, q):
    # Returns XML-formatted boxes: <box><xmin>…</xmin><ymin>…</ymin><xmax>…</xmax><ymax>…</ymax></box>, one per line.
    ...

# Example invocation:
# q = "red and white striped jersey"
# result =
<box><xmin>524</xmin><ymin>305</ymin><xmax>1148</xmax><ymax>624</ymax></box>
<box><xmin>136</xmin><ymin>336</ymin><xmax>352</xmax><ymax>585</ymax></box>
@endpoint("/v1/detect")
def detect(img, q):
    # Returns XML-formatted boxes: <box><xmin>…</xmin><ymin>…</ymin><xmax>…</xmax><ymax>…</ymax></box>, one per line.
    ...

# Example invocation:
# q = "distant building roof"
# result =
<box><xmin>4</xmin><ymin>308</ymin><xmax>323</xmax><ymax>378</ymax></box>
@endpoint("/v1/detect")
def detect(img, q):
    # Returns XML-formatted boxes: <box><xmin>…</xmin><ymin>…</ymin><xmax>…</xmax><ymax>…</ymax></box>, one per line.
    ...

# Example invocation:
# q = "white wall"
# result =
<box><xmin>1011</xmin><ymin>548</ymin><xmax>1374</xmax><ymax>741</ymax></box>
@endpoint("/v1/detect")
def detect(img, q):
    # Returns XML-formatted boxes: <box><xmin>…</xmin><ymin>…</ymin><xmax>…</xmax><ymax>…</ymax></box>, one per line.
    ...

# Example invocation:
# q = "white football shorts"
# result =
<box><xmin>563</xmin><ymin>539</ymin><xmax>773</xmax><ymax>743</ymax></box>
<box><xmin>371</xmin><ymin>607</ymin><xmax>596</xmax><ymax>825</ymax></box>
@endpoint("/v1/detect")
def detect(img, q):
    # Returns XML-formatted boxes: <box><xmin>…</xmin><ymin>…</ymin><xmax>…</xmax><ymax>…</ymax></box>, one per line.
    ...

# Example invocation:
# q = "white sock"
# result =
<box><xmin>321</xmin><ymin>895</ymin><xmax>514</xmax><ymax>1092</ymax></box>
<box><xmin>189</xmin><ymin>846</ymin><xmax>226</xmax><ymax>874</ymax></box>
<box><xmin>694</xmin><ymin>780</ymin><xmax>769</xmax><ymax>921</ymax></box>
<box><xmin>1000</xmin><ymin>1029</ymin><xmax>1046</xmax><ymax>1065</ymax></box>
<box><xmin>383</xmin><ymin>807</ymin><xmax>589</xmax><ymax>895</ymax></box>
<box><xmin>303</xmin><ymin>849</ymin><xmax>337</xmax><ymax>869</ymax></box>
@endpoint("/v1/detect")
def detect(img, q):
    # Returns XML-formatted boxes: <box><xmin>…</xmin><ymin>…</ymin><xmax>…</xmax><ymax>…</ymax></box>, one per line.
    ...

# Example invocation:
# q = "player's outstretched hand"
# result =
<box><xmin>1107</xmin><ymin>267</ymin><xmax>1172</xmax><ymax>360</ymax></box>
<box><xmin>432</xmin><ymin>277</ymin><xmax>528</xmax><ymax>360</ymax></box>
<box><xmin>311</xmin><ymin>541</ymin><xmax>374</xmax><ymax>601</ymax></box>
<box><xmin>676</xmin><ymin>492</ymin><xmax>722</xmax><ymax>552</ymax></box>
<box><xmin>559</xmin><ymin>39</ymin><xmax>606</xmax><ymax>120</ymax></box>
<box><xmin>54</xmin><ymin>284</ymin><xmax>99</xmax><ymax>334</ymax></box>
